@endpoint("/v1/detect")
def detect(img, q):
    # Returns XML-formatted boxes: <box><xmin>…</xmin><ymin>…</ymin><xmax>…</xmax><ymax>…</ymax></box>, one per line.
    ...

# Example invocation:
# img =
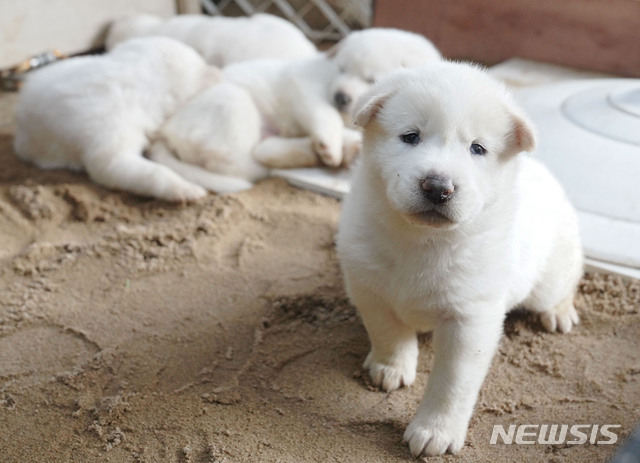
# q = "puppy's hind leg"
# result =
<box><xmin>525</xmin><ymin>275</ymin><xmax>582</xmax><ymax>334</ymax></box>
<box><xmin>148</xmin><ymin>141</ymin><xmax>254</xmax><ymax>194</ymax></box>
<box><xmin>294</xmin><ymin>99</ymin><xmax>345</xmax><ymax>167</ymax></box>
<box><xmin>539</xmin><ymin>293</ymin><xmax>580</xmax><ymax>334</ymax></box>
<box><xmin>254</xmin><ymin>127</ymin><xmax>361</xmax><ymax>169</ymax></box>
<box><xmin>524</xmin><ymin>239</ymin><xmax>583</xmax><ymax>334</ymax></box>
<box><xmin>253</xmin><ymin>136</ymin><xmax>320</xmax><ymax>169</ymax></box>
<box><xmin>84</xmin><ymin>139</ymin><xmax>206</xmax><ymax>201</ymax></box>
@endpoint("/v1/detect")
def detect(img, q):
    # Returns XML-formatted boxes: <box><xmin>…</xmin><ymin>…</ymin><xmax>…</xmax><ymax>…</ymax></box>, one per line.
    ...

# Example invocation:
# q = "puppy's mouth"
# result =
<box><xmin>406</xmin><ymin>208</ymin><xmax>456</xmax><ymax>228</ymax></box>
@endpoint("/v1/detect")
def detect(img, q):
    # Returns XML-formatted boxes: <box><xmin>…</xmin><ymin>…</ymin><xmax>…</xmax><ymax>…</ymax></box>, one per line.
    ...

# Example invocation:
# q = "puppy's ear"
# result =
<box><xmin>352</xmin><ymin>87</ymin><xmax>394</xmax><ymax>128</ymax></box>
<box><xmin>506</xmin><ymin>110</ymin><xmax>536</xmax><ymax>154</ymax></box>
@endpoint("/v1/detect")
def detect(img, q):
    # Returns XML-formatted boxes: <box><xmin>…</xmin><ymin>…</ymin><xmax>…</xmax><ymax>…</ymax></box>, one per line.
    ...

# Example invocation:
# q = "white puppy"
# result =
<box><xmin>105</xmin><ymin>13</ymin><xmax>318</xmax><ymax>65</ymax></box>
<box><xmin>148</xmin><ymin>82</ymin><xmax>268</xmax><ymax>192</ymax></box>
<box><xmin>145</xmin><ymin>56</ymin><xmax>355</xmax><ymax>183</ymax></box>
<box><xmin>13</xmin><ymin>37</ymin><xmax>230</xmax><ymax>201</ymax></box>
<box><xmin>221</xmin><ymin>55</ymin><xmax>362</xmax><ymax>169</ymax></box>
<box><xmin>336</xmin><ymin>62</ymin><xmax>583</xmax><ymax>457</ymax></box>
<box><xmin>151</xmin><ymin>28</ymin><xmax>441</xmax><ymax>174</ymax></box>
<box><xmin>329</xmin><ymin>28</ymin><xmax>441</xmax><ymax>119</ymax></box>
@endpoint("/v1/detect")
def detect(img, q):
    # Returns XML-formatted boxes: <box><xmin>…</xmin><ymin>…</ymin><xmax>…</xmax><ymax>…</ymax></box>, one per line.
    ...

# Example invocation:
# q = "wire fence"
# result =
<box><xmin>200</xmin><ymin>0</ymin><xmax>372</xmax><ymax>42</ymax></box>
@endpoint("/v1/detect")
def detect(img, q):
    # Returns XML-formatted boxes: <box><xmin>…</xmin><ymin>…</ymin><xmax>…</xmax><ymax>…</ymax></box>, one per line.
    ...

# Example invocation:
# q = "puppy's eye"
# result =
<box><xmin>470</xmin><ymin>143</ymin><xmax>487</xmax><ymax>156</ymax></box>
<box><xmin>400</xmin><ymin>132</ymin><xmax>421</xmax><ymax>146</ymax></box>
<box><xmin>365</xmin><ymin>77</ymin><xmax>375</xmax><ymax>84</ymax></box>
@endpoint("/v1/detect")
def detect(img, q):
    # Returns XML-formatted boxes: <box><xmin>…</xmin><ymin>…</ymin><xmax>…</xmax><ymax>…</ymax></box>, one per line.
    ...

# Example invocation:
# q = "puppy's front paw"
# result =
<box><xmin>541</xmin><ymin>298</ymin><xmax>579</xmax><ymax>333</ymax></box>
<box><xmin>312</xmin><ymin>138</ymin><xmax>342</xmax><ymax>168</ymax></box>
<box><xmin>403</xmin><ymin>414</ymin><xmax>466</xmax><ymax>457</ymax></box>
<box><xmin>363</xmin><ymin>351</ymin><xmax>416</xmax><ymax>392</ymax></box>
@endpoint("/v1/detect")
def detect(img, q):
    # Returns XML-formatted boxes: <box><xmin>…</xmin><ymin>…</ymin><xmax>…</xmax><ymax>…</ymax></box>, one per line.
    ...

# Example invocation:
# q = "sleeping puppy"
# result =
<box><xmin>336</xmin><ymin>62</ymin><xmax>583</xmax><ymax>457</ymax></box>
<box><xmin>152</xmin><ymin>28</ymin><xmax>441</xmax><ymax>174</ymax></box>
<box><xmin>328</xmin><ymin>28</ymin><xmax>441</xmax><ymax>120</ymax></box>
<box><xmin>105</xmin><ymin>13</ymin><xmax>318</xmax><ymax>65</ymax></box>
<box><xmin>221</xmin><ymin>54</ymin><xmax>362</xmax><ymax>169</ymax></box>
<box><xmin>148</xmin><ymin>81</ymin><xmax>268</xmax><ymax>194</ymax></box>
<box><xmin>13</xmin><ymin>37</ymin><xmax>228</xmax><ymax>201</ymax></box>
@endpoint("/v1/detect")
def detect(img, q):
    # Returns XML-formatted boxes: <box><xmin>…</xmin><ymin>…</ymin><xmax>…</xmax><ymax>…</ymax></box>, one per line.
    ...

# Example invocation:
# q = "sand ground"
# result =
<box><xmin>0</xmin><ymin>91</ymin><xmax>639</xmax><ymax>463</ymax></box>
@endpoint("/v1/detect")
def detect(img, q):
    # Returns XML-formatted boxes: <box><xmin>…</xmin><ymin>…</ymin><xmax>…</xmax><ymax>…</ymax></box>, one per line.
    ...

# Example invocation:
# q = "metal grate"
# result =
<box><xmin>200</xmin><ymin>0</ymin><xmax>372</xmax><ymax>42</ymax></box>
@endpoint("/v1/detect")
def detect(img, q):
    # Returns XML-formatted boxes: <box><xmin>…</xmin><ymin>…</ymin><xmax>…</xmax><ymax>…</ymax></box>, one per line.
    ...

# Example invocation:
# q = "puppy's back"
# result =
<box><xmin>14</xmin><ymin>38</ymin><xmax>213</xmax><ymax>169</ymax></box>
<box><xmin>106</xmin><ymin>13</ymin><xmax>317</xmax><ymax>66</ymax></box>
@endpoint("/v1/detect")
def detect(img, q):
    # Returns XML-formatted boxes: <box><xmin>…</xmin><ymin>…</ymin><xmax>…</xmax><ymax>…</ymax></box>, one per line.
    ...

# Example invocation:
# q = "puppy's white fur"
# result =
<box><xmin>329</xmin><ymin>28</ymin><xmax>441</xmax><ymax>119</ymax></box>
<box><xmin>223</xmin><ymin>55</ymin><xmax>358</xmax><ymax>168</ymax></box>
<box><xmin>336</xmin><ymin>62</ymin><xmax>583</xmax><ymax>457</ymax></box>
<box><xmin>13</xmin><ymin>37</ymin><xmax>227</xmax><ymax>201</ymax></box>
<box><xmin>154</xmin><ymin>28</ymin><xmax>441</xmax><ymax>173</ymax></box>
<box><xmin>149</xmin><ymin>81</ymin><xmax>268</xmax><ymax>193</ymax></box>
<box><xmin>105</xmin><ymin>13</ymin><xmax>318</xmax><ymax>65</ymax></box>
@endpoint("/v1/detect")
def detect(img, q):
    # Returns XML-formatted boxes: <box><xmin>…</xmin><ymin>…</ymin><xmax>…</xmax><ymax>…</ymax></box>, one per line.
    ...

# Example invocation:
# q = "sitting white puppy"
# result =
<box><xmin>336</xmin><ymin>62</ymin><xmax>583</xmax><ymax>457</ymax></box>
<box><xmin>105</xmin><ymin>13</ymin><xmax>318</xmax><ymax>65</ymax></box>
<box><xmin>151</xmin><ymin>28</ymin><xmax>441</xmax><ymax>174</ymax></box>
<box><xmin>13</xmin><ymin>37</ymin><xmax>227</xmax><ymax>201</ymax></box>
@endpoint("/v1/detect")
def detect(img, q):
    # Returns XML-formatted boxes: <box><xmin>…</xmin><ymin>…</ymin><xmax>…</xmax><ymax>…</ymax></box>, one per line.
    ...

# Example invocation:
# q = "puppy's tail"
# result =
<box><xmin>105</xmin><ymin>14</ymin><xmax>163</xmax><ymax>50</ymax></box>
<box><xmin>148</xmin><ymin>141</ymin><xmax>255</xmax><ymax>194</ymax></box>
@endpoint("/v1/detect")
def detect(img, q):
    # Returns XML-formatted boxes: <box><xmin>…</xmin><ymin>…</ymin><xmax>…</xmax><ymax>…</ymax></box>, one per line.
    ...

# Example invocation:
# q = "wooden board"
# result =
<box><xmin>373</xmin><ymin>0</ymin><xmax>640</xmax><ymax>77</ymax></box>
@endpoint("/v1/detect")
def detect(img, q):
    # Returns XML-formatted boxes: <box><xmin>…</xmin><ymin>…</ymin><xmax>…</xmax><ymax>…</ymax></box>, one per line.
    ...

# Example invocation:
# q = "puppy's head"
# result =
<box><xmin>327</xmin><ymin>28</ymin><xmax>441</xmax><ymax>122</ymax></box>
<box><xmin>352</xmin><ymin>61</ymin><xmax>536</xmax><ymax>229</ymax></box>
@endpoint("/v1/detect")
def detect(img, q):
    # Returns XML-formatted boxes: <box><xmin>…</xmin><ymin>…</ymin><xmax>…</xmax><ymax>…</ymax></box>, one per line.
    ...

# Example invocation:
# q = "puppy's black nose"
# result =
<box><xmin>334</xmin><ymin>91</ymin><xmax>352</xmax><ymax>110</ymax></box>
<box><xmin>421</xmin><ymin>175</ymin><xmax>455</xmax><ymax>205</ymax></box>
